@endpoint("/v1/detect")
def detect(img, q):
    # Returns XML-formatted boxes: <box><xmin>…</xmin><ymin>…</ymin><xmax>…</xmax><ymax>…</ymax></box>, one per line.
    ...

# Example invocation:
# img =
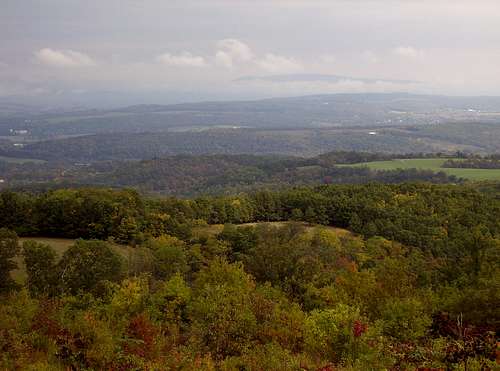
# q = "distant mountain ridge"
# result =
<box><xmin>1</xmin><ymin>93</ymin><xmax>500</xmax><ymax>161</ymax></box>
<box><xmin>235</xmin><ymin>74</ymin><xmax>420</xmax><ymax>84</ymax></box>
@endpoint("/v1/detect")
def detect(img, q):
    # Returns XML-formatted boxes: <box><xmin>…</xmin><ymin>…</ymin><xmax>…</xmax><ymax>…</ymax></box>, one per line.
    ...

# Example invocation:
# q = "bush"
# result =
<box><xmin>380</xmin><ymin>297</ymin><xmax>432</xmax><ymax>341</ymax></box>
<box><xmin>304</xmin><ymin>304</ymin><xmax>371</xmax><ymax>363</ymax></box>
<box><xmin>58</xmin><ymin>240</ymin><xmax>123</xmax><ymax>295</ymax></box>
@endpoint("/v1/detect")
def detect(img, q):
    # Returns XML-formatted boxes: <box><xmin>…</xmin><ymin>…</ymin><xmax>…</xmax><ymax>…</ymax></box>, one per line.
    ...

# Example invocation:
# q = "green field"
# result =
<box><xmin>345</xmin><ymin>158</ymin><xmax>500</xmax><ymax>181</ymax></box>
<box><xmin>0</xmin><ymin>155</ymin><xmax>46</xmax><ymax>164</ymax></box>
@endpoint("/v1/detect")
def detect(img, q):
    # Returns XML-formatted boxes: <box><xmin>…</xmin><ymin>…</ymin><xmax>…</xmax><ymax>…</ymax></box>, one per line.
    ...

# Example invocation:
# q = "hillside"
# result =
<box><xmin>3</xmin><ymin>93</ymin><xmax>500</xmax><ymax>137</ymax></box>
<box><xmin>2</xmin><ymin>122</ymin><xmax>500</xmax><ymax>164</ymax></box>
<box><xmin>0</xmin><ymin>184</ymin><xmax>498</xmax><ymax>369</ymax></box>
<box><xmin>0</xmin><ymin>152</ymin><xmax>466</xmax><ymax>195</ymax></box>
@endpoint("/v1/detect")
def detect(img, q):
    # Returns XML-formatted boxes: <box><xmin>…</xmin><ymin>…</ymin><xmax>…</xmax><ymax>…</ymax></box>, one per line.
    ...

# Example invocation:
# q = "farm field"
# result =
<box><xmin>0</xmin><ymin>155</ymin><xmax>46</xmax><ymax>164</ymax></box>
<box><xmin>345</xmin><ymin>158</ymin><xmax>500</xmax><ymax>181</ymax></box>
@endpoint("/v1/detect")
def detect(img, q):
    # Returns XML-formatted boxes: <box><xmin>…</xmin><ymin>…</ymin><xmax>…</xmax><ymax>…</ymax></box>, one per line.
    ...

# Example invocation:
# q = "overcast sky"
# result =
<box><xmin>2</xmin><ymin>0</ymin><xmax>500</xmax><ymax>107</ymax></box>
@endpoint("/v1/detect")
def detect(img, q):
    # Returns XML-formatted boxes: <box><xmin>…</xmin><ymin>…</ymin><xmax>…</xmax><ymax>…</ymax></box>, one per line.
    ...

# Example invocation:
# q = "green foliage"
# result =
<box><xmin>151</xmin><ymin>273</ymin><xmax>191</xmax><ymax>323</ymax></box>
<box><xmin>0</xmin><ymin>184</ymin><xmax>498</xmax><ymax>369</ymax></box>
<box><xmin>380</xmin><ymin>297</ymin><xmax>432</xmax><ymax>341</ymax></box>
<box><xmin>58</xmin><ymin>240</ymin><xmax>123</xmax><ymax>295</ymax></box>
<box><xmin>114</xmin><ymin>215</ymin><xmax>141</xmax><ymax>245</ymax></box>
<box><xmin>242</xmin><ymin>223</ymin><xmax>337</xmax><ymax>299</ymax></box>
<box><xmin>304</xmin><ymin>304</ymin><xmax>376</xmax><ymax>364</ymax></box>
<box><xmin>0</xmin><ymin>228</ymin><xmax>19</xmax><ymax>293</ymax></box>
<box><xmin>219</xmin><ymin>224</ymin><xmax>257</xmax><ymax>260</ymax></box>
<box><xmin>221</xmin><ymin>342</ymin><xmax>304</xmax><ymax>371</ymax></box>
<box><xmin>108</xmin><ymin>276</ymin><xmax>150</xmax><ymax>318</ymax></box>
<box><xmin>23</xmin><ymin>241</ymin><xmax>57</xmax><ymax>296</ymax></box>
<box><xmin>143</xmin><ymin>235</ymin><xmax>189</xmax><ymax>280</ymax></box>
<box><xmin>252</xmin><ymin>284</ymin><xmax>305</xmax><ymax>352</ymax></box>
<box><xmin>125</xmin><ymin>246</ymin><xmax>154</xmax><ymax>277</ymax></box>
<box><xmin>189</xmin><ymin>259</ymin><xmax>257</xmax><ymax>358</ymax></box>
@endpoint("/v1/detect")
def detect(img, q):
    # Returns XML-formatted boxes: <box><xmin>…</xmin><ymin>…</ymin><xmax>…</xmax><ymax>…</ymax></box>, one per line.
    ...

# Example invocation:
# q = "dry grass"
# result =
<box><xmin>12</xmin><ymin>237</ymin><xmax>134</xmax><ymax>284</ymax></box>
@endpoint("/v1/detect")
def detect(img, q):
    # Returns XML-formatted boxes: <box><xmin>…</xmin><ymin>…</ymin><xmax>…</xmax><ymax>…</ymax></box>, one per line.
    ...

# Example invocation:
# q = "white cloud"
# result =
<box><xmin>215</xmin><ymin>51</ymin><xmax>234</xmax><ymax>68</ymax></box>
<box><xmin>156</xmin><ymin>52</ymin><xmax>207</xmax><ymax>67</ymax></box>
<box><xmin>35</xmin><ymin>48</ymin><xmax>96</xmax><ymax>67</ymax></box>
<box><xmin>215</xmin><ymin>39</ymin><xmax>254</xmax><ymax>68</ymax></box>
<box><xmin>393</xmin><ymin>46</ymin><xmax>424</xmax><ymax>58</ymax></box>
<box><xmin>256</xmin><ymin>53</ymin><xmax>303</xmax><ymax>73</ymax></box>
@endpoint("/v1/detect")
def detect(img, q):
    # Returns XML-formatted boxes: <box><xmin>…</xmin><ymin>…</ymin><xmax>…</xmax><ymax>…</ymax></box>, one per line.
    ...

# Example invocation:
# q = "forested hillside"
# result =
<box><xmin>0</xmin><ymin>184</ymin><xmax>498</xmax><ymax>369</ymax></box>
<box><xmin>3</xmin><ymin>122</ymin><xmax>500</xmax><ymax>162</ymax></box>
<box><xmin>0</xmin><ymin>152</ymin><xmax>461</xmax><ymax>195</ymax></box>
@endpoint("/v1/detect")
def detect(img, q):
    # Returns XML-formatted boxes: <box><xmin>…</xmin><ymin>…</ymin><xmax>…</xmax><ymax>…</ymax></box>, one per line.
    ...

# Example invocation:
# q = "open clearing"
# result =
<box><xmin>13</xmin><ymin>223</ymin><xmax>355</xmax><ymax>283</ymax></box>
<box><xmin>12</xmin><ymin>237</ymin><xmax>136</xmax><ymax>284</ymax></box>
<box><xmin>344</xmin><ymin>158</ymin><xmax>500</xmax><ymax>181</ymax></box>
<box><xmin>192</xmin><ymin>221</ymin><xmax>352</xmax><ymax>238</ymax></box>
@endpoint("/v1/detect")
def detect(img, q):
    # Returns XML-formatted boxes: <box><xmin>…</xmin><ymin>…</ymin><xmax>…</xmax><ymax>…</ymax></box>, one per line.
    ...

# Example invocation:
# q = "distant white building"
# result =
<box><xmin>11</xmin><ymin>129</ymin><xmax>29</xmax><ymax>135</ymax></box>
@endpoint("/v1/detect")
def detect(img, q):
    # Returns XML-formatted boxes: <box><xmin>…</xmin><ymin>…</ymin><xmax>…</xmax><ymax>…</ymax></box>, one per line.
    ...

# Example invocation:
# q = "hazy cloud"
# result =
<box><xmin>321</xmin><ymin>55</ymin><xmax>336</xmax><ymax>64</ymax></box>
<box><xmin>157</xmin><ymin>52</ymin><xmax>207</xmax><ymax>67</ymax></box>
<box><xmin>256</xmin><ymin>54</ymin><xmax>303</xmax><ymax>73</ymax></box>
<box><xmin>35</xmin><ymin>48</ymin><xmax>96</xmax><ymax>67</ymax></box>
<box><xmin>1</xmin><ymin>0</ymin><xmax>500</xmax><ymax>106</ymax></box>
<box><xmin>393</xmin><ymin>46</ymin><xmax>424</xmax><ymax>59</ymax></box>
<box><xmin>362</xmin><ymin>51</ymin><xmax>378</xmax><ymax>63</ymax></box>
<box><xmin>239</xmin><ymin>78</ymin><xmax>424</xmax><ymax>98</ymax></box>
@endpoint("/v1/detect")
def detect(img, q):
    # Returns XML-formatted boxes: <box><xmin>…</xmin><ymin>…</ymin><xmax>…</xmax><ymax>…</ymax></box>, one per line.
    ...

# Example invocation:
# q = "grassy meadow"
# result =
<box><xmin>344</xmin><ymin>158</ymin><xmax>500</xmax><ymax>181</ymax></box>
<box><xmin>12</xmin><ymin>237</ymin><xmax>136</xmax><ymax>284</ymax></box>
<box><xmin>0</xmin><ymin>155</ymin><xmax>46</xmax><ymax>164</ymax></box>
<box><xmin>12</xmin><ymin>222</ymin><xmax>355</xmax><ymax>284</ymax></box>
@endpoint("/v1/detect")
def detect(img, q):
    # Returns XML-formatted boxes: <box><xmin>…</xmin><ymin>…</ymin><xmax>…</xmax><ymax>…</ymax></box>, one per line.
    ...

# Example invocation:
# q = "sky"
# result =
<box><xmin>1</xmin><ymin>0</ymin><xmax>500</xmax><ymax>107</ymax></box>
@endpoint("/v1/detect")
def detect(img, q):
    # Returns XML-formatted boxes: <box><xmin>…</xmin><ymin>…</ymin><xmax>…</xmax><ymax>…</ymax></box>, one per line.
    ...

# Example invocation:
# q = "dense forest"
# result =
<box><xmin>3</xmin><ymin>122</ymin><xmax>500</xmax><ymax>162</ymax></box>
<box><xmin>0</xmin><ymin>183</ymin><xmax>499</xmax><ymax>369</ymax></box>
<box><xmin>0</xmin><ymin>152</ymin><xmax>461</xmax><ymax>196</ymax></box>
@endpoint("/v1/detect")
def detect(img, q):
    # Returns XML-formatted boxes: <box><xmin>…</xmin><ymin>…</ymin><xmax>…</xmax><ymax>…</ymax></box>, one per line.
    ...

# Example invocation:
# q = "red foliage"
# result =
<box><xmin>353</xmin><ymin>320</ymin><xmax>368</xmax><ymax>338</ymax></box>
<box><xmin>431</xmin><ymin>312</ymin><xmax>497</xmax><ymax>366</ymax></box>
<box><xmin>30</xmin><ymin>300</ymin><xmax>66</xmax><ymax>339</ymax></box>
<box><xmin>30</xmin><ymin>301</ymin><xmax>89</xmax><ymax>367</ymax></box>
<box><xmin>335</xmin><ymin>256</ymin><xmax>358</xmax><ymax>273</ymax></box>
<box><xmin>316</xmin><ymin>364</ymin><xmax>336</xmax><ymax>371</ymax></box>
<box><xmin>323</xmin><ymin>176</ymin><xmax>333</xmax><ymax>184</ymax></box>
<box><xmin>124</xmin><ymin>314</ymin><xmax>158</xmax><ymax>359</ymax></box>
